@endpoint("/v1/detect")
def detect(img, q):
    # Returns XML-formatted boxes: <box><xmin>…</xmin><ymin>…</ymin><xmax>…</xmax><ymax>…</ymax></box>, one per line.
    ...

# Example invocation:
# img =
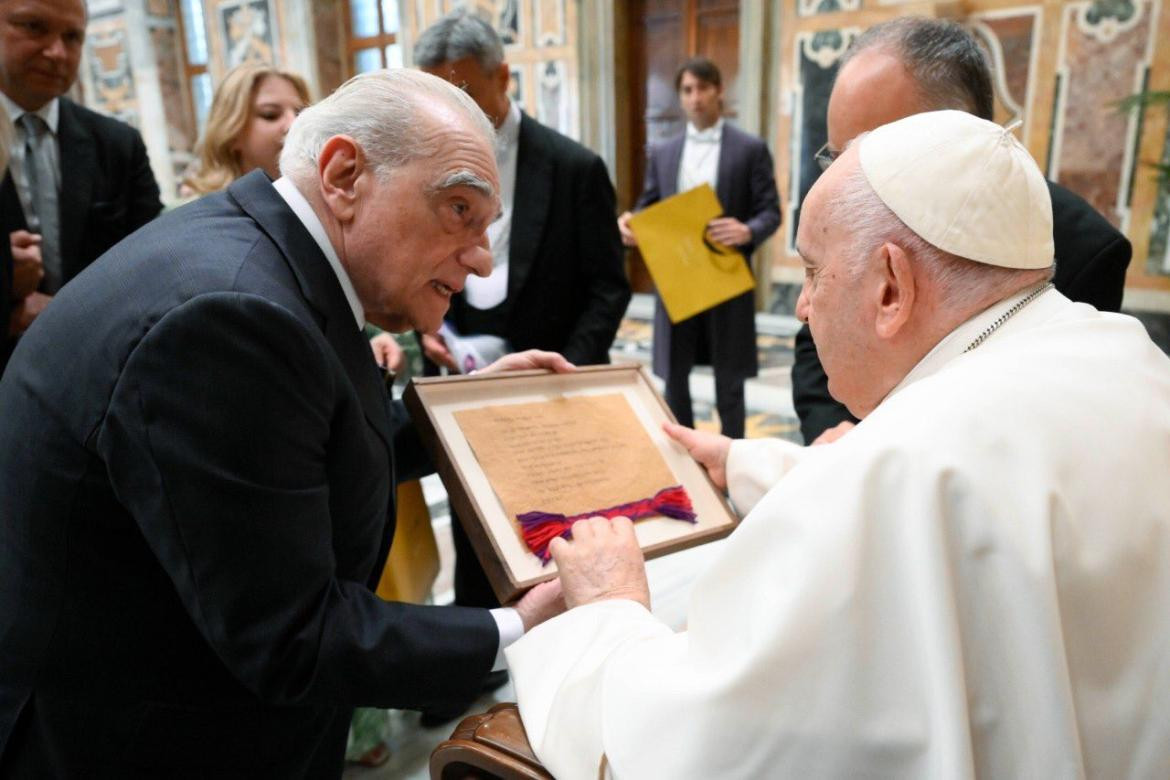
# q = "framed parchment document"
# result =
<box><xmin>403</xmin><ymin>364</ymin><xmax>738</xmax><ymax>603</ymax></box>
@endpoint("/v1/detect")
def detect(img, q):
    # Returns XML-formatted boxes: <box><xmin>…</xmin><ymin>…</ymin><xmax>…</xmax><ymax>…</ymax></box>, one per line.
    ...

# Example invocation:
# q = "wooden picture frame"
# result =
<box><xmin>403</xmin><ymin>364</ymin><xmax>739</xmax><ymax>603</ymax></box>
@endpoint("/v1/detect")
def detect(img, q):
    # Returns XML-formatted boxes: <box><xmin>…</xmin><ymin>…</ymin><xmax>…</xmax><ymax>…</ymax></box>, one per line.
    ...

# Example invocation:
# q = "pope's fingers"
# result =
<box><xmin>568</xmin><ymin>517</ymin><xmax>596</xmax><ymax>543</ymax></box>
<box><xmin>663</xmin><ymin>420</ymin><xmax>698</xmax><ymax>452</ymax></box>
<box><xmin>548</xmin><ymin>535</ymin><xmax>572</xmax><ymax>562</ymax></box>
<box><xmin>609</xmin><ymin>515</ymin><xmax>636</xmax><ymax>540</ymax></box>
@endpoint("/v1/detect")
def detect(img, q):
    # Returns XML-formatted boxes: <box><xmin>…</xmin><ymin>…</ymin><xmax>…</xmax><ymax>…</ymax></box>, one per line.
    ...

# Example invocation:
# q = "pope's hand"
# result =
<box><xmin>549</xmin><ymin>516</ymin><xmax>650</xmax><ymax>610</ymax></box>
<box><xmin>481</xmin><ymin>349</ymin><xmax>575</xmax><ymax>375</ymax></box>
<box><xmin>513</xmin><ymin>578</ymin><xmax>566</xmax><ymax>631</ymax></box>
<box><xmin>663</xmin><ymin>421</ymin><xmax>731</xmax><ymax>491</ymax></box>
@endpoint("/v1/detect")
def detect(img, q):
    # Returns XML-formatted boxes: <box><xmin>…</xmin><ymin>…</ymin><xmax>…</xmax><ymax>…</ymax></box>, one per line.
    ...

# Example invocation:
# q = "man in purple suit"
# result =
<box><xmin>619</xmin><ymin>57</ymin><xmax>781</xmax><ymax>438</ymax></box>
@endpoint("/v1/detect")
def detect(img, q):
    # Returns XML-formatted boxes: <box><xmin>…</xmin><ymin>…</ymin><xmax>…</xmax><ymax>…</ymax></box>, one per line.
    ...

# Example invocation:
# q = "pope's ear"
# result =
<box><xmin>318</xmin><ymin>135</ymin><xmax>364</xmax><ymax>223</ymax></box>
<box><xmin>874</xmin><ymin>241</ymin><xmax>915</xmax><ymax>340</ymax></box>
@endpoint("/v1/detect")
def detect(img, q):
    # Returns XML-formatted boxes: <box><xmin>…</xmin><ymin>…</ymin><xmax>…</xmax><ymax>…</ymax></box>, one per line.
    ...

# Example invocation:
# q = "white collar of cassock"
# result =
<box><xmin>272</xmin><ymin>176</ymin><xmax>365</xmax><ymax>330</ymax></box>
<box><xmin>884</xmin><ymin>283</ymin><xmax>1060</xmax><ymax>402</ymax></box>
<box><xmin>686</xmin><ymin>118</ymin><xmax>723</xmax><ymax>143</ymax></box>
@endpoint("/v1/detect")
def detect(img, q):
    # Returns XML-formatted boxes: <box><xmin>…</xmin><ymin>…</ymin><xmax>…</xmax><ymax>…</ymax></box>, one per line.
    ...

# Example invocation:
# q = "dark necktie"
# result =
<box><xmin>19</xmin><ymin>112</ymin><xmax>62</xmax><ymax>293</ymax></box>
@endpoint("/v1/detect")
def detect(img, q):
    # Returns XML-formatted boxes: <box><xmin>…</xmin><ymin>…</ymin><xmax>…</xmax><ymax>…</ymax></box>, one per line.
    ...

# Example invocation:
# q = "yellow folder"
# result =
<box><xmin>374</xmin><ymin>479</ymin><xmax>439</xmax><ymax>604</ymax></box>
<box><xmin>629</xmin><ymin>184</ymin><xmax>755</xmax><ymax>323</ymax></box>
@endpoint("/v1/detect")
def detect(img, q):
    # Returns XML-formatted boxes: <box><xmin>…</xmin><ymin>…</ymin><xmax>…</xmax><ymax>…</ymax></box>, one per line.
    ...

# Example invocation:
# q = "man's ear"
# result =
<box><xmin>318</xmin><ymin>135</ymin><xmax>364</xmax><ymax>224</ymax></box>
<box><xmin>874</xmin><ymin>241</ymin><xmax>915</xmax><ymax>340</ymax></box>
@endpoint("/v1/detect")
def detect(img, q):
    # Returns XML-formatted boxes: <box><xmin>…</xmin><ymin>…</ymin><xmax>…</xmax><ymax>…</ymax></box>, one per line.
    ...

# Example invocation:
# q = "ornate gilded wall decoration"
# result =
<box><xmin>969</xmin><ymin>11</ymin><xmax>1041</xmax><ymax>136</ymax></box>
<box><xmin>86</xmin><ymin>19</ymin><xmax>138</xmax><ymax>126</ymax></box>
<box><xmin>797</xmin><ymin>0</ymin><xmax>860</xmax><ymax>18</ymax></box>
<box><xmin>538</xmin><ymin>59</ymin><xmax>568</xmax><ymax>135</ymax></box>
<box><xmin>784</xmin><ymin>28</ymin><xmax>858</xmax><ymax>252</ymax></box>
<box><xmin>1051</xmin><ymin>0</ymin><xmax>1158</xmax><ymax>231</ymax></box>
<box><xmin>219</xmin><ymin>0</ymin><xmax>277</xmax><ymax>67</ymax></box>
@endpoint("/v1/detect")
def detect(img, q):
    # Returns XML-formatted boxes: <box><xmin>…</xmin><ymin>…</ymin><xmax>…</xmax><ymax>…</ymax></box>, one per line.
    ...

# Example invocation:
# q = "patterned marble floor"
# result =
<box><xmin>343</xmin><ymin>296</ymin><xmax>800</xmax><ymax>778</ymax></box>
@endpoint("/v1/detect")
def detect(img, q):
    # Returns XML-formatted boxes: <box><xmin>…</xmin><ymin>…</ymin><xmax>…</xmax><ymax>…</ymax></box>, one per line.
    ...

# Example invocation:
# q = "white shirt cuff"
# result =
<box><xmin>489</xmin><ymin>607</ymin><xmax>525</xmax><ymax>671</ymax></box>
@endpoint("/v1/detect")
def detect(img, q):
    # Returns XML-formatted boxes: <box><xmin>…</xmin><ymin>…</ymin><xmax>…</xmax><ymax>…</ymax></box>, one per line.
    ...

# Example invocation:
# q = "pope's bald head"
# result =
<box><xmin>827</xmin><ymin>17</ymin><xmax>994</xmax><ymax>151</ymax></box>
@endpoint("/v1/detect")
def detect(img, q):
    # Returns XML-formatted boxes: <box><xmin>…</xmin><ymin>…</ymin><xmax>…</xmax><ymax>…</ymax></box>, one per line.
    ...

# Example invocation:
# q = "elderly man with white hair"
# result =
<box><xmin>506</xmin><ymin>111</ymin><xmax>1170</xmax><ymax>779</ymax></box>
<box><xmin>0</xmin><ymin>69</ymin><xmax>564</xmax><ymax>776</ymax></box>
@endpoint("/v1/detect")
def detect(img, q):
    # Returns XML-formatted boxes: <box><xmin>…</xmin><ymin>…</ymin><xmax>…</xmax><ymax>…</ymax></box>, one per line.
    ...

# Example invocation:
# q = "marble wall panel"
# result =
<box><xmin>970</xmin><ymin>11</ymin><xmax>1039</xmax><ymax>130</ymax></box>
<box><xmin>147</xmin><ymin>6</ymin><xmax>197</xmax><ymax>159</ymax></box>
<box><xmin>538</xmin><ymin>59</ymin><xmax>569</xmax><ymax>135</ymax></box>
<box><xmin>536</xmin><ymin>0</ymin><xmax>564</xmax><ymax>46</ymax></box>
<box><xmin>797</xmin><ymin>0</ymin><xmax>860</xmax><ymax>18</ymax></box>
<box><xmin>1150</xmin><ymin>127</ymin><xmax>1170</xmax><ymax>273</ymax></box>
<box><xmin>1051</xmin><ymin>0</ymin><xmax>1156</xmax><ymax>229</ymax></box>
<box><xmin>784</xmin><ymin>28</ymin><xmax>857</xmax><ymax>253</ymax></box>
<box><xmin>497</xmin><ymin>0</ymin><xmax>521</xmax><ymax>45</ymax></box>
<box><xmin>85</xmin><ymin>17</ymin><xmax>139</xmax><ymax>127</ymax></box>
<box><xmin>217</xmin><ymin>0</ymin><xmax>278</xmax><ymax>67</ymax></box>
<box><xmin>509</xmin><ymin>65</ymin><xmax>526</xmax><ymax>112</ymax></box>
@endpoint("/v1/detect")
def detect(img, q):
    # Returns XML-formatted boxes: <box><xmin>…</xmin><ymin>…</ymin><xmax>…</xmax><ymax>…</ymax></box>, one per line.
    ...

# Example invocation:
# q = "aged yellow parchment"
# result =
<box><xmin>453</xmin><ymin>393</ymin><xmax>678</xmax><ymax>524</ymax></box>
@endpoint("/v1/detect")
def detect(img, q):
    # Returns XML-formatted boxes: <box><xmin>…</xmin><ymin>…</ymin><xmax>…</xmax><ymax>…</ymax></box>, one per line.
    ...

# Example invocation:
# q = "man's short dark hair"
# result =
<box><xmin>841</xmin><ymin>17</ymin><xmax>994</xmax><ymax>121</ymax></box>
<box><xmin>674</xmin><ymin>57</ymin><xmax>722</xmax><ymax>92</ymax></box>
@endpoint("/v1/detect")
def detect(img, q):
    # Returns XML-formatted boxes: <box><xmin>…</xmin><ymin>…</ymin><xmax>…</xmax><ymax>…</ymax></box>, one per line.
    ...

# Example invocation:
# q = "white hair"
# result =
<box><xmin>827</xmin><ymin>159</ymin><xmax>1052</xmax><ymax>313</ymax></box>
<box><xmin>279</xmin><ymin>68</ymin><xmax>494</xmax><ymax>186</ymax></box>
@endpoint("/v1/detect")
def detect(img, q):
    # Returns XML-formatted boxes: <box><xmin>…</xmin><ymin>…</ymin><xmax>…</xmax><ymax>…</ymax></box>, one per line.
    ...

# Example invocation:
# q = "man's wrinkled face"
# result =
<box><xmin>422</xmin><ymin>56</ymin><xmax>510</xmax><ymax>128</ymax></box>
<box><xmin>342</xmin><ymin>117</ymin><xmax>500</xmax><ymax>334</ymax></box>
<box><xmin>678</xmin><ymin>71</ymin><xmax>722</xmax><ymax>130</ymax></box>
<box><xmin>0</xmin><ymin>0</ymin><xmax>85</xmax><ymax>111</ymax></box>
<box><xmin>795</xmin><ymin>151</ymin><xmax>876</xmax><ymax>415</ymax></box>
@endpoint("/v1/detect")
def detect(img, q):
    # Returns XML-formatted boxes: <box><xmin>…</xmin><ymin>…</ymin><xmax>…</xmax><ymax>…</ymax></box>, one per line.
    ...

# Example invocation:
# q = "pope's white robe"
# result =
<box><xmin>506</xmin><ymin>288</ymin><xmax>1170</xmax><ymax>779</ymax></box>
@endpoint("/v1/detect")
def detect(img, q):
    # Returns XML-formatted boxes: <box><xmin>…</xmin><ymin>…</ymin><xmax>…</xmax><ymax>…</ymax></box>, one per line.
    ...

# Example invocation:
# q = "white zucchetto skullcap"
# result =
<box><xmin>858</xmin><ymin>110</ymin><xmax>1054</xmax><ymax>270</ymax></box>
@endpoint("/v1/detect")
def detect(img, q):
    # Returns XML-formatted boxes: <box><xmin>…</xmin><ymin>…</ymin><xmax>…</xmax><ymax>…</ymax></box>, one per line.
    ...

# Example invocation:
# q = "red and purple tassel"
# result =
<box><xmin>517</xmin><ymin>485</ymin><xmax>697</xmax><ymax>564</ymax></box>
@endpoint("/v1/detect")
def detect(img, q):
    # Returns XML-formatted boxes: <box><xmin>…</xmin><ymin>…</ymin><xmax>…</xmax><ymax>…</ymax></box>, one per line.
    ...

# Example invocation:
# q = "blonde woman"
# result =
<box><xmin>182</xmin><ymin>63</ymin><xmax>310</xmax><ymax>195</ymax></box>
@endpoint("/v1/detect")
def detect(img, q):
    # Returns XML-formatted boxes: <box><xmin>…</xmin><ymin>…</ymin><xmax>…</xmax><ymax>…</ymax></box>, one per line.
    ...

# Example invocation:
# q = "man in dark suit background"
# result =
<box><xmin>415</xmin><ymin>9</ymin><xmax>629</xmax><ymax>371</ymax></box>
<box><xmin>619</xmin><ymin>57</ymin><xmax>781</xmax><ymax>440</ymax></box>
<box><xmin>414</xmin><ymin>10</ymin><xmax>630</xmax><ymax>620</ymax></box>
<box><xmin>0</xmin><ymin>69</ymin><xmax>564</xmax><ymax>777</ymax></box>
<box><xmin>0</xmin><ymin>0</ymin><xmax>162</xmax><ymax>368</ymax></box>
<box><xmin>792</xmin><ymin>17</ymin><xmax>1132</xmax><ymax>445</ymax></box>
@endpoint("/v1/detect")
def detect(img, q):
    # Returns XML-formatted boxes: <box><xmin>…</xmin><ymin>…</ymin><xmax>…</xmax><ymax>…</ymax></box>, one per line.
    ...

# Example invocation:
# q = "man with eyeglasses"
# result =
<box><xmin>793</xmin><ymin>17</ymin><xmax>1131</xmax><ymax>446</ymax></box>
<box><xmin>618</xmin><ymin>57</ymin><xmax>781</xmax><ymax>441</ymax></box>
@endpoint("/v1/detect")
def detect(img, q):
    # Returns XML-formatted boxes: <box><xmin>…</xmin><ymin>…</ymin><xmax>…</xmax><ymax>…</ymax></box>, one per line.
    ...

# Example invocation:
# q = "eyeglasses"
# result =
<box><xmin>814</xmin><ymin>141</ymin><xmax>840</xmax><ymax>172</ymax></box>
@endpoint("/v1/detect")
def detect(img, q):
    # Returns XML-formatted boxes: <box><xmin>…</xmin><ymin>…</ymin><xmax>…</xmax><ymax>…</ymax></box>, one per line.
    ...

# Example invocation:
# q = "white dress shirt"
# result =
<box><xmin>0</xmin><ymin>93</ymin><xmax>61</xmax><ymax>225</ymax></box>
<box><xmin>465</xmin><ymin>99</ymin><xmax>521</xmax><ymax>310</ymax></box>
<box><xmin>272</xmin><ymin>176</ymin><xmax>522</xmax><ymax>666</ymax></box>
<box><xmin>677</xmin><ymin>118</ymin><xmax>723</xmax><ymax>194</ymax></box>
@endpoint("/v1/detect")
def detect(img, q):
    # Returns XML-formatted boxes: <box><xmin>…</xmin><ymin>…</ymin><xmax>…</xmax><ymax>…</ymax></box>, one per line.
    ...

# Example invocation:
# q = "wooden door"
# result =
<box><xmin>621</xmin><ymin>0</ymin><xmax>741</xmax><ymax>292</ymax></box>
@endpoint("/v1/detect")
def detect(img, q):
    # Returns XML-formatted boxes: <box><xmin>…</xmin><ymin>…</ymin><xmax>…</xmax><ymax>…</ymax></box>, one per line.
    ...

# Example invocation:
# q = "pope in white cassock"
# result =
<box><xmin>504</xmin><ymin>110</ymin><xmax>1170</xmax><ymax>779</ymax></box>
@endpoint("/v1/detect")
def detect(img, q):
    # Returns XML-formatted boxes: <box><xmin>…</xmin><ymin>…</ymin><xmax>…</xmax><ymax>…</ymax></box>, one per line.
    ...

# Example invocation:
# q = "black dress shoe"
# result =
<box><xmin>418</xmin><ymin>670</ymin><xmax>510</xmax><ymax>729</ymax></box>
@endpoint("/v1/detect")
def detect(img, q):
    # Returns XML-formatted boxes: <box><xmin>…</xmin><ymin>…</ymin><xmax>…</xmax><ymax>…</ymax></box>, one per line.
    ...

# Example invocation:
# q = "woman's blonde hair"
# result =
<box><xmin>184</xmin><ymin>63</ymin><xmax>311</xmax><ymax>195</ymax></box>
